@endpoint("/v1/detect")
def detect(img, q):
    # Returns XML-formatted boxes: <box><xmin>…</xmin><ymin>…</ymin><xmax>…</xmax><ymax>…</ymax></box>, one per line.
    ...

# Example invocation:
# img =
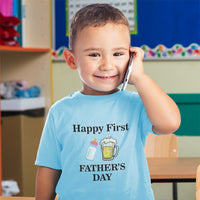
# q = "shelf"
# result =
<box><xmin>0</xmin><ymin>0</ymin><xmax>52</xmax><ymax>196</ymax></box>
<box><xmin>0</xmin><ymin>46</ymin><xmax>50</xmax><ymax>53</ymax></box>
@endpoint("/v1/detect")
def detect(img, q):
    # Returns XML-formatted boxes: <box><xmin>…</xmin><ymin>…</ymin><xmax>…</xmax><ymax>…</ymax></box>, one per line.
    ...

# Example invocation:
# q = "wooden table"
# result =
<box><xmin>147</xmin><ymin>157</ymin><xmax>200</xmax><ymax>200</ymax></box>
<box><xmin>148</xmin><ymin>157</ymin><xmax>200</xmax><ymax>182</ymax></box>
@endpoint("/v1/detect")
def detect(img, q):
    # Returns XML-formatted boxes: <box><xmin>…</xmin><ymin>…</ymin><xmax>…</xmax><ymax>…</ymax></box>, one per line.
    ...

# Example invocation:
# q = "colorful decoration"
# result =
<box><xmin>52</xmin><ymin>43</ymin><xmax>200</xmax><ymax>61</ymax></box>
<box><xmin>52</xmin><ymin>47</ymin><xmax>66</xmax><ymax>61</ymax></box>
<box><xmin>142</xmin><ymin>43</ymin><xmax>200</xmax><ymax>60</ymax></box>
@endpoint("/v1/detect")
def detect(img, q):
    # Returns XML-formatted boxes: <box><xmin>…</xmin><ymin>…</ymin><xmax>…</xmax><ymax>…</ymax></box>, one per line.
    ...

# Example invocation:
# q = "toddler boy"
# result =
<box><xmin>35</xmin><ymin>4</ymin><xmax>180</xmax><ymax>200</ymax></box>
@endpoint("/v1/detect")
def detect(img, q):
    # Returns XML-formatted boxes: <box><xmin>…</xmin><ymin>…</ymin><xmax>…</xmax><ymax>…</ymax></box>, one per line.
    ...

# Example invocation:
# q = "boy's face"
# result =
<box><xmin>72</xmin><ymin>22</ymin><xmax>130</xmax><ymax>95</ymax></box>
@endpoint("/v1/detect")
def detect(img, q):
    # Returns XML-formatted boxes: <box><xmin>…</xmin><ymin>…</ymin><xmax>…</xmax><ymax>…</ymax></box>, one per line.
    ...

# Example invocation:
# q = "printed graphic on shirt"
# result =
<box><xmin>81</xmin><ymin>140</ymin><xmax>125</xmax><ymax>182</ymax></box>
<box><xmin>86</xmin><ymin>138</ymin><xmax>98</xmax><ymax>161</ymax></box>
<box><xmin>73</xmin><ymin>123</ymin><xmax>129</xmax><ymax>135</ymax></box>
<box><xmin>86</xmin><ymin>137</ymin><xmax>119</xmax><ymax>161</ymax></box>
<box><xmin>77</xmin><ymin>123</ymin><xmax>129</xmax><ymax>182</ymax></box>
<box><xmin>100</xmin><ymin>137</ymin><xmax>119</xmax><ymax>161</ymax></box>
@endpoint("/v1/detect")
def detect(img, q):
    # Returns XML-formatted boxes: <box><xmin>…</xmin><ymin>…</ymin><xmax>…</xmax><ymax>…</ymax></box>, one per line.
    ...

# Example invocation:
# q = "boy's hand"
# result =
<box><xmin>127</xmin><ymin>47</ymin><xmax>180</xmax><ymax>135</ymax></box>
<box><xmin>128</xmin><ymin>47</ymin><xmax>145</xmax><ymax>85</ymax></box>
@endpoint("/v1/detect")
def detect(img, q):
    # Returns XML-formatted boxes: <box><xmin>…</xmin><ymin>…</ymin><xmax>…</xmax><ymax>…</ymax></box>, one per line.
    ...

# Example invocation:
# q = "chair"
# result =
<box><xmin>197</xmin><ymin>165</ymin><xmax>200</xmax><ymax>200</ymax></box>
<box><xmin>145</xmin><ymin>133</ymin><xmax>178</xmax><ymax>158</ymax></box>
<box><xmin>145</xmin><ymin>133</ymin><xmax>178</xmax><ymax>200</ymax></box>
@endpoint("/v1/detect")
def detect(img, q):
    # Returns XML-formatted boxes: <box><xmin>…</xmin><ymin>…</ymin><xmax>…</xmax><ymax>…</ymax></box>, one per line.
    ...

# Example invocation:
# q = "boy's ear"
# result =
<box><xmin>63</xmin><ymin>49</ymin><xmax>77</xmax><ymax>70</ymax></box>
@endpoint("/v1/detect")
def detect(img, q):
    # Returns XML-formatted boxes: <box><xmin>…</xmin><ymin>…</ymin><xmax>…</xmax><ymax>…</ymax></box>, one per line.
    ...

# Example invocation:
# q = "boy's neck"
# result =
<box><xmin>80</xmin><ymin>88</ymin><xmax>120</xmax><ymax>96</ymax></box>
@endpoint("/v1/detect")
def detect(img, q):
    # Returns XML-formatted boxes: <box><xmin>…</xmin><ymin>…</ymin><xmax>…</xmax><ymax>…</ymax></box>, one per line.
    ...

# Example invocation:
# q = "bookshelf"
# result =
<box><xmin>0</xmin><ymin>46</ymin><xmax>50</xmax><ymax>52</ymax></box>
<box><xmin>0</xmin><ymin>48</ymin><xmax>52</xmax><ymax>110</ymax></box>
<box><xmin>0</xmin><ymin>0</ymin><xmax>52</xmax><ymax>196</ymax></box>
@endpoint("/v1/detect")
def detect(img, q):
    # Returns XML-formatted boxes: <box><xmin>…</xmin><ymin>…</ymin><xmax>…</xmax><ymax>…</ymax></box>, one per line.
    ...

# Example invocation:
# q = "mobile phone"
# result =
<box><xmin>121</xmin><ymin>53</ymin><xmax>134</xmax><ymax>91</ymax></box>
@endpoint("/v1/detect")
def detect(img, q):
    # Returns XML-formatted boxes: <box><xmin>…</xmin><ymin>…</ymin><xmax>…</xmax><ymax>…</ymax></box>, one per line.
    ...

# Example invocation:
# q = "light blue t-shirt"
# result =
<box><xmin>36</xmin><ymin>90</ymin><xmax>155</xmax><ymax>200</ymax></box>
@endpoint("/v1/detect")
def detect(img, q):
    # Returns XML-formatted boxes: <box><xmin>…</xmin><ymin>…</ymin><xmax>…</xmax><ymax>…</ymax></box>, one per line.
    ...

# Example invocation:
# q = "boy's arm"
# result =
<box><xmin>35</xmin><ymin>166</ymin><xmax>61</xmax><ymax>200</ymax></box>
<box><xmin>129</xmin><ymin>47</ymin><xmax>181</xmax><ymax>134</ymax></box>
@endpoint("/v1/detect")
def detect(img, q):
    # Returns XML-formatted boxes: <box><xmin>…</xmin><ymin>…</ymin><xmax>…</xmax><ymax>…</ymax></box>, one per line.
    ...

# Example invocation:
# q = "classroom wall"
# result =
<box><xmin>52</xmin><ymin>60</ymin><xmax>200</xmax><ymax>101</ymax></box>
<box><xmin>52</xmin><ymin>59</ymin><xmax>200</xmax><ymax>200</ymax></box>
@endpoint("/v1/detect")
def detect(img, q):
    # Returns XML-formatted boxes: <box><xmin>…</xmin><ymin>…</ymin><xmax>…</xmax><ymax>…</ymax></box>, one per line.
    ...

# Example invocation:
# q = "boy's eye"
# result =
<box><xmin>89</xmin><ymin>53</ymin><xmax>100</xmax><ymax>57</ymax></box>
<box><xmin>113</xmin><ymin>52</ymin><xmax>123</xmax><ymax>56</ymax></box>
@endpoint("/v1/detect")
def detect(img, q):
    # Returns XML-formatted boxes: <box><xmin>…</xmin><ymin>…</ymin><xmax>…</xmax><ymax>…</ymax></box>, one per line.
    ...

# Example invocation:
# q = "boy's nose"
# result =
<box><xmin>99</xmin><ymin>57</ymin><xmax>113</xmax><ymax>71</ymax></box>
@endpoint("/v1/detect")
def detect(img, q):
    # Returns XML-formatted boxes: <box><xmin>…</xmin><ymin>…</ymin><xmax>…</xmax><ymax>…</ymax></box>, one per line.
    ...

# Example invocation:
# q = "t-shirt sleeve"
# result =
<box><xmin>35</xmin><ymin>109</ymin><xmax>62</xmax><ymax>169</ymax></box>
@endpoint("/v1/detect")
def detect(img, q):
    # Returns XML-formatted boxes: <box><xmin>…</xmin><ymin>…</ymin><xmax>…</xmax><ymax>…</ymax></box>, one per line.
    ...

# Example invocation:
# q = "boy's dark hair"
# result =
<box><xmin>69</xmin><ymin>3</ymin><xmax>130</xmax><ymax>50</ymax></box>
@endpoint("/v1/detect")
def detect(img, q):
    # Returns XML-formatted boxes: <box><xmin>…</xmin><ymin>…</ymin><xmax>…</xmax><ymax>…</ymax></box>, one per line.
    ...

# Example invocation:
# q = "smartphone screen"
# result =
<box><xmin>121</xmin><ymin>53</ymin><xmax>134</xmax><ymax>91</ymax></box>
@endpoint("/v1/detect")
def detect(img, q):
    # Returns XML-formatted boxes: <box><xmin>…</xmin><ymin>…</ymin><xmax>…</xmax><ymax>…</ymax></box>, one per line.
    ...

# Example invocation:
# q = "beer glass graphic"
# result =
<box><xmin>100</xmin><ymin>137</ymin><xmax>119</xmax><ymax>161</ymax></box>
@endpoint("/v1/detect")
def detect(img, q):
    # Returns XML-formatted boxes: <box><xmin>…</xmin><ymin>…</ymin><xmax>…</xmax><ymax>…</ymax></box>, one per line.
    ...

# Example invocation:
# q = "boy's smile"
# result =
<box><xmin>68</xmin><ymin>23</ymin><xmax>130</xmax><ymax>95</ymax></box>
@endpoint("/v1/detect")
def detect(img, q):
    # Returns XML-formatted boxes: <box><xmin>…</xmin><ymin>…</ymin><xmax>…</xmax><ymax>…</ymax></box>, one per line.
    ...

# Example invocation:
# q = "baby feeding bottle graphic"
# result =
<box><xmin>100</xmin><ymin>137</ymin><xmax>119</xmax><ymax>161</ymax></box>
<box><xmin>86</xmin><ymin>138</ymin><xmax>98</xmax><ymax>160</ymax></box>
